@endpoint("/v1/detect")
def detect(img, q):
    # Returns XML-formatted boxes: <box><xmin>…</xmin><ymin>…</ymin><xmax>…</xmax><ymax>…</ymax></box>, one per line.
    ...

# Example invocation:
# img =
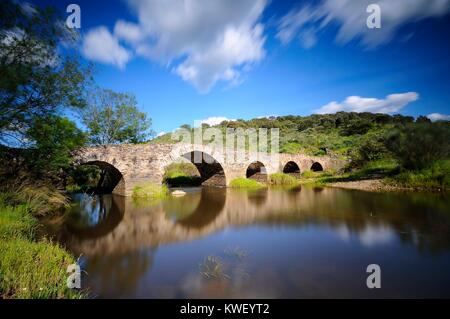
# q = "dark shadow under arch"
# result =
<box><xmin>311</xmin><ymin>162</ymin><xmax>324</xmax><ymax>172</ymax></box>
<box><xmin>283</xmin><ymin>161</ymin><xmax>301</xmax><ymax>175</ymax></box>
<box><xmin>78</xmin><ymin>161</ymin><xmax>124</xmax><ymax>194</ymax></box>
<box><xmin>246</xmin><ymin>161</ymin><xmax>268</xmax><ymax>183</ymax></box>
<box><xmin>178</xmin><ymin>151</ymin><xmax>226</xmax><ymax>187</ymax></box>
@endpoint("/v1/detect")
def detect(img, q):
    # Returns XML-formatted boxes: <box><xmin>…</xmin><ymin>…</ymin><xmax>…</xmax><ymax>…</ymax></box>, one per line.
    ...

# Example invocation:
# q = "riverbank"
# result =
<box><xmin>0</xmin><ymin>191</ymin><xmax>84</xmax><ymax>299</ymax></box>
<box><xmin>300</xmin><ymin>159</ymin><xmax>450</xmax><ymax>193</ymax></box>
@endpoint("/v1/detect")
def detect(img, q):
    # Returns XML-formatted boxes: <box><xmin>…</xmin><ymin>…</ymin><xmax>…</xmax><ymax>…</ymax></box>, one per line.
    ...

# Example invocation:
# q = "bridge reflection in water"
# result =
<box><xmin>52</xmin><ymin>187</ymin><xmax>450</xmax><ymax>298</ymax></box>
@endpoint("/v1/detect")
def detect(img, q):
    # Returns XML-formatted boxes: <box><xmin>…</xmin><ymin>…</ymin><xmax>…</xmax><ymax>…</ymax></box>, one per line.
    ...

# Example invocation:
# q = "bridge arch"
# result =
<box><xmin>75</xmin><ymin>160</ymin><xmax>125</xmax><ymax>195</ymax></box>
<box><xmin>246</xmin><ymin>161</ymin><xmax>268</xmax><ymax>182</ymax></box>
<box><xmin>283</xmin><ymin>161</ymin><xmax>301</xmax><ymax>175</ymax></box>
<box><xmin>166</xmin><ymin>150</ymin><xmax>227</xmax><ymax>187</ymax></box>
<box><xmin>311</xmin><ymin>162</ymin><xmax>324</xmax><ymax>172</ymax></box>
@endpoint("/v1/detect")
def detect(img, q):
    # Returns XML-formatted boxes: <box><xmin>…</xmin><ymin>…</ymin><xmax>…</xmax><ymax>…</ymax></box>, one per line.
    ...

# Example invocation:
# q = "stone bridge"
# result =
<box><xmin>73</xmin><ymin>143</ymin><xmax>346</xmax><ymax>196</ymax></box>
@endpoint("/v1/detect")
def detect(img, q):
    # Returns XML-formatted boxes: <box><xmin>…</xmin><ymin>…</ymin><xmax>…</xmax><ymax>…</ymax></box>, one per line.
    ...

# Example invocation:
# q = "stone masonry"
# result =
<box><xmin>73</xmin><ymin>143</ymin><xmax>346</xmax><ymax>196</ymax></box>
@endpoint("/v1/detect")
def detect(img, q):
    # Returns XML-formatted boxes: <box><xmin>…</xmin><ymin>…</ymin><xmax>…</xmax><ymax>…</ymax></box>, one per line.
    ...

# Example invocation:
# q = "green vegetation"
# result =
<box><xmin>229</xmin><ymin>178</ymin><xmax>266</xmax><ymax>189</ymax></box>
<box><xmin>163</xmin><ymin>162</ymin><xmax>201</xmax><ymax>187</ymax></box>
<box><xmin>132</xmin><ymin>182</ymin><xmax>169</xmax><ymax>199</ymax></box>
<box><xmin>269</xmin><ymin>173</ymin><xmax>299</xmax><ymax>186</ymax></box>
<box><xmin>0</xmin><ymin>181</ymin><xmax>69</xmax><ymax>217</ymax></box>
<box><xmin>81</xmin><ymin>88</ymin><xmax>154</xmax><ymax>145</ymax></box>
<box><xmin>0</xmin><ymin>199</ymin><xmax>83</xmax><ymax>299</ymax></box>
<box><xmin>387</xmin><ymin>160</ymin><xmax>450</xmax><ymax>191</ymax></box>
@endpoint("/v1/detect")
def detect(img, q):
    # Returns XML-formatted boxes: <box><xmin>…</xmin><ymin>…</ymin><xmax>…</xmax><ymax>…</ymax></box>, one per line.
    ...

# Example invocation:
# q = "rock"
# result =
<box><xmin>171</xmin><ymin>190</ymin><xmax>186</xmax><ymax>197</ymax></box>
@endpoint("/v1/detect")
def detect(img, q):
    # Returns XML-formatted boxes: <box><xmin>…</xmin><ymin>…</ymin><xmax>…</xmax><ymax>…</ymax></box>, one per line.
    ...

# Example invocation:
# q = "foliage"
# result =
<box><xmin>151</xmin><ymin>112</ymin><xmax>416</xmax><ymax>159</ymax></box>
<box><xmin>229</xmin><ymin>178</ymin><xmax>266</xmax><ymax>189</ymax></box>
<box><xmin>81</xmin><ymin>88</ymin><xmax>153</xmax><ymax>145</ymax></box>
<box><xmin>0</xmin><ymin>0</ymin><xmax>90</xmax><ymax>145</ymax></box>
<box><xmin>385</xmin><ymin>122</ymin><xmax>450</xmax><ymax>170</ymax></box>
<box><xmin>269</xmin><ymin>173</ymin><xmax>299</xmax><ymax>185</ymax></box>
<box><xmin>66</xmin><ymin>165</ymin><xmax>102</xmax><ymax>193</ymax></box>
<box><xmin>26</xmin><ymin>115</ymin><xmax>86</xmax><ymax>172</ymax></box>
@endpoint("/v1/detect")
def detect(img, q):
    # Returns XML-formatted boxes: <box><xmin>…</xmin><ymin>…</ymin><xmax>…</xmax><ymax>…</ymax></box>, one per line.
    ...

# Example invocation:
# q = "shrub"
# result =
<box><xmin>229</xmin><ymin>178</ymin><xmax>266</xmax><ymax>189</ymax></box>
<box><xmin>269</xmin><ymin>173</ymin><xmax>299</xmax><ymax>185</ymax></box>
<box><xmin>385</xmin><ymin>122</ymin><xmax>450</xmax><ymax>170</ymax></box>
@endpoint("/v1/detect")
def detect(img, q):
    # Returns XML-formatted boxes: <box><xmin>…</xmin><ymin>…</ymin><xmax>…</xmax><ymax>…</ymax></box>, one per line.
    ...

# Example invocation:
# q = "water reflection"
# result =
<box><xmin>55</xmin><ymin>187</ymin><xmax>450</xmax><ymax>298</ymax></box>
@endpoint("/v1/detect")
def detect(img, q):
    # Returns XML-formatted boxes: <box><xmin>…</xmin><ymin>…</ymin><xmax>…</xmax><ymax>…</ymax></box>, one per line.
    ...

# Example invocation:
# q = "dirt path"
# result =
<box><xmin>328</xmin><ymin>179</ymin><xmax>412</xmax><ymax>193</ymax></box>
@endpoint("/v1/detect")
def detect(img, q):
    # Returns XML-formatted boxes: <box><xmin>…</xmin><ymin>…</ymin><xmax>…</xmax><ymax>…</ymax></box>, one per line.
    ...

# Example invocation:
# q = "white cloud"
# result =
<box><xmin>156</xmin><ymin>131</ymin><xmax>166</xmax><ymax>137</ymax></box>
<box><xmin>277</xmin><ymin>0</ymin><xmax>450</xmax><ymax>49</ymax></box>
<box><xmin>427</xmin><ymin>113</ymin><xmax>450</xmax><ymax>122</ymax></box>
<box><xmin>314</xmin><ymin>92</ymin><xmax>419</xmax><ymax>114</ymax></box>
<box><xmin>81</xmin><ymin>26</ymin><xmax>132</xmax><ymax>70</ymax></box>
<box><xmin>199</xmin><ymin>116</ymin><xmax>236</xmax><ymax>126</ymax></box>
<box><xmin>82</xmin><ymin>0</ymin><xmax>268</xmax><ymax>92</ymax></box>
<box><xmin>114</xmin><ymin>20</ymin><xmax>145</xmax><ymax>45</ymax></box>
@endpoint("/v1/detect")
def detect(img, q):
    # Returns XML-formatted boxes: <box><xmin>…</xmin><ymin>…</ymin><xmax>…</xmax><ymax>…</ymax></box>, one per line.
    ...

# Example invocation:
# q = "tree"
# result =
<box><xmin>0</xmin><ymin>0</ymin><xmax>90</xmax><ymax>146</ymax></box>
<box><xmin>26</xmin><ymin>115</ymin><xmax>86</xmax><ymax>173</ymax></box>
<box><xmin>81</xmin><ymin>88</ymin><xmax>153</xmax><ymax>145</ymax></box>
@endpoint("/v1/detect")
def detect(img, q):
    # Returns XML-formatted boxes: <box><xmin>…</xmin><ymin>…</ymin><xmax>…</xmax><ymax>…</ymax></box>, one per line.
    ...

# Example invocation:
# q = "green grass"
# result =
<box><xmin>0</xmin><ymin>239</ymin><xmax>83</xmax><ymax>299</ymax></box>
<box><xmin>132</xmin><ymin>183</ymin><xmax>169</xmax><ymax>199</ymax></box>
<box><xmin>269</xmin><ymin>173</ymin><xmax>299</xmax><ymax>185</ymax></box>
<box><xmin>0</xmin><ymin>204</ymin><xmax>37</xmax><ymax>241</ymax></box>
<box><xmin>387</xmin><ymin>160</ymin><xmax>450</xmax><ymax>191</ymax></box>
<box><xmin>0</xmin><ymin>200</ymin><xmax>84</xmax><ymax>299</ymax></box>
<box><xmin>229</xmin><ymin>178</ymin><xmax>266</xmax><ymax>189</ymax></box>
<box><xmin>1</xmin><ymin>181</ymin><xmax>69</xmax><ymax>217</ymax></box>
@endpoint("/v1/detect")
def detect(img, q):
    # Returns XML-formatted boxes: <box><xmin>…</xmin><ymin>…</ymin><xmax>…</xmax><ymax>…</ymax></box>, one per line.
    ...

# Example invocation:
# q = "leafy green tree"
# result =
<box><xmin>81</xmin><ymin>88</ymin><xmax>153</xmax><ymax>145</ymax></box>
<box><xmin>386</xmin><ymin>123</ymin><xmax>450</xmax><ymax>170</ymax></box>
<box><xmin>0</xmin><ymin>0</ymin><xmax>90</xmax><ymax>146</ymax></box>
<box><xmin>26</xmin><ymin>115</ymin><xmax>86</xmax><ymax>173</ymax></box>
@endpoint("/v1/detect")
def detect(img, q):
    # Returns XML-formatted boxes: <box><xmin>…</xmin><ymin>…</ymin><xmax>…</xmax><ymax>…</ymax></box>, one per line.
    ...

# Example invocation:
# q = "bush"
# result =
<box><xmin>269</xmin><ymin>173</ymin><xmax>299</xmax><ymax>185</ymax></box>
<box><xmin>229</xmin><ymin>178</ymin><xmax>266</xmax><ymax>189</ymax></box>
<box><xmin>385</xmin><ymin>122</ymin><xmax>450</xmax><ymax>170</ymax></box>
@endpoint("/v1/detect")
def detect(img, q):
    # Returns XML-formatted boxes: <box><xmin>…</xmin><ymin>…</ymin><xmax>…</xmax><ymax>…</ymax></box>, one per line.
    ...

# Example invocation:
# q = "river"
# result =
<box><xmin>49</xmin><ymin>186</ymin><xmax>450</xmax><ymax>298</ymax></box>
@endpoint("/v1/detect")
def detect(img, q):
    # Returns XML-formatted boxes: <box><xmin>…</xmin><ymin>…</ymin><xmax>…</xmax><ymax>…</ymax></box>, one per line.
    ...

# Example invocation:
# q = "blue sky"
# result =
<box><xmin>34</xmin><ymin>0</ymin><xmax>450</xmax><ymax>134</ymax></box>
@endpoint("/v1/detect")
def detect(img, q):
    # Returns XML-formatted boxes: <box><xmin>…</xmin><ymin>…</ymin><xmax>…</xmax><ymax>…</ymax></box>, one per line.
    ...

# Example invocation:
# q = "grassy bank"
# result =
<box><xmin>229</xmin><ymin>178</ymin><xmax>266</xmax><ymax>189</ymax></box>
<box><xmin>269</xmin><ymin>173</ymin><xmax>299</xmax><ymax>186</ymax></box>
<box><xmin>0</xmin><ymin>199</ymin><xmax>83</xmax><ymax>298</ymax></box>
<box><xmin>299</xmin><ymin>159</ymin><xmax>450</xmax><ymax>192</ymax></box>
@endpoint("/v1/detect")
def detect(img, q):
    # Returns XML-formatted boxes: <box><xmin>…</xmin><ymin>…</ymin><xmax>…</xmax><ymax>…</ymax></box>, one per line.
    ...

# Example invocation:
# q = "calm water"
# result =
<box><xmin>50</xmin><ymin>187</ymin><xmax>450</xmax><ymax>298</ymax></box>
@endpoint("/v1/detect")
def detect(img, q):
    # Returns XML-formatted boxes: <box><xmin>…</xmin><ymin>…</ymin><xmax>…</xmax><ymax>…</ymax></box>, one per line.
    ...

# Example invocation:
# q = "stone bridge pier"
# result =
<box><xmin>73</xmin><ymin>143</ymin><xmax>346</xmax><ymax>196</ymax></box>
